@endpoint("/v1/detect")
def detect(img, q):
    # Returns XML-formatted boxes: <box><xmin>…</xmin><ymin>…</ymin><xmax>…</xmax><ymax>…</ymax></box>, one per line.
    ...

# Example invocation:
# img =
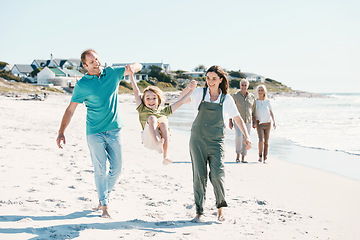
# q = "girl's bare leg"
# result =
<box><xmin>147</xmin><ymin>115</ymin><xmax>162</xmax><ymax>143</ymax></box>
<box><xmin>159</xmin><ymin>122</ymin><xmax>172</xmax><ymax>164</ymax></box>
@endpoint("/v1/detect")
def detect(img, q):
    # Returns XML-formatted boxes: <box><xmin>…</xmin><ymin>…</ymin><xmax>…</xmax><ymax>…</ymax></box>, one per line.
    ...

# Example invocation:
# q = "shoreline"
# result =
<box><xmin>0</xmin><ymin>94</ymin><xmax>359</xmax><ymax>239</ymax></box>
<box><xmin>168</xmin><ymin>98</ymin><xmax>360</xmax><ymax>182</ymax></box>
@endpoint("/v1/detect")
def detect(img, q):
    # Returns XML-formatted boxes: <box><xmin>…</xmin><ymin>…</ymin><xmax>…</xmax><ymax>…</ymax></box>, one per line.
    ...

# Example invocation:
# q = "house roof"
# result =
<box><xmin>142</xmin><ymin>63</ymin><xmax>164</xmax><ymax>69</ymax></box>
<box><xmin>53</xmin><ymin>58</ymin><xmax>82</xmax><ymax>68</ymax></box>
<box><xmin>33</xmin><ymin>58</ymin><xmax>82</xmax><ymax>68</ymax></box>
<box><xmin>67</xmin><ymin>58</ymin><xmax>81</xmax><ymax>67</ymax></box>
<box><xmin>184</xmin><ymin>71</ymin><xmax>205</xmax><ymax>75</ymax></box>
<box><xmin>62</xmin><ymin>68</ymin><xmax>83</xmax><ymax>77</ymax></box>
<box><xmin>48</xmin><ymin>67</ymin><xmax>66</xmax><ymax>77</ymax></box>
<box><xmin>33</xmin><ymin>59</ymin><xmax>49</xmax><ymax>68</ymax></box>
<box><xmin>14</xmin><ymin>64</ymin><xmax>36</xmax><ymax>73</ymax></box>
<box><xmin>53</xmin><ymin>59</ymin><xmax>67</xmax><ymax>68</ymax></box>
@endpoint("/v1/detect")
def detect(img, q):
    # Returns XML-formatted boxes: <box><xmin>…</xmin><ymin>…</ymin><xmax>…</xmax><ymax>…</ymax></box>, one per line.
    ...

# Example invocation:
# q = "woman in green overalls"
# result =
<box><xmin>185</xmin><ymin>65</ymin><xmax>252</xmax><ymax>222</ymax></box>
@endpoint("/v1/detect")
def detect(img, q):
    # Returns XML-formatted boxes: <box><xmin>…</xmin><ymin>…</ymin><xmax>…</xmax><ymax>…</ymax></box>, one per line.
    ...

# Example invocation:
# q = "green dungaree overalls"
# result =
<box><xmin>190</xmin><ymin>88</ymin><xmax>228</xmax><ymax>215</ymax></box>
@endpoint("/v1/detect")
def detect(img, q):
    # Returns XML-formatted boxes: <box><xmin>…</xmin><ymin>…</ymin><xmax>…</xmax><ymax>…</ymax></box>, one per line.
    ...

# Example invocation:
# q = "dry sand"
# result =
<box><xmin>0</xmin><ymin>94</ymin><xmax>359</xmax><ymax>240</ymax></box>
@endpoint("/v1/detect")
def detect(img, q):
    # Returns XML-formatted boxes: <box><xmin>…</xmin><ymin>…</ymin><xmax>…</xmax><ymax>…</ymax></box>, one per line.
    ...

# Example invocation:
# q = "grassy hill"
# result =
<box><xmin>0</xmin><ymin>78</ymin><xmax>63</xmax><ymax>95</ymax></box>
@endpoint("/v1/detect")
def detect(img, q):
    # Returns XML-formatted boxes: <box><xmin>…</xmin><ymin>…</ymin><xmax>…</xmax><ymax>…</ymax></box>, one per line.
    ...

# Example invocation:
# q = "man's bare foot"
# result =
<box><xmin>191</xmin><ymin>214</ymin><xmax>203</xmax><ymax>223</ymax></box>
<box><xmin>218</xmin><ymin>208</ymin><xmax>225</xmax><ymax>222</ymax></box>
<box><xmin>100</xmin><ymin>205</ymin><xmax>111</xmax><ymax>218</ymax></box>
<box><xmin>163</xmin><ymin>157</ymin><xmax>173</xmax><ymax>165</ymax></box>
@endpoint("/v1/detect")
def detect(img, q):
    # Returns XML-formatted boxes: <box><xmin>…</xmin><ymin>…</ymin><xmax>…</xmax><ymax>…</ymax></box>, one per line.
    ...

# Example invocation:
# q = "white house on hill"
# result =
<box><xmin>11</xmin><ymin>64</ymin><xmax>36</xmax><ymax>79</ymax></box>
<box><xmin>37</xmin><ymin>67</ymin><xmax>83</xmax><ymax>86</ymax></box>
<box><xmin>31</xmin><ymin>59</ymin><xmax>50</xmax><ymax>69</ymax></box>
<box><xmin>183</xmin><ymin>71</ymin><xmax>206</xmax><ymax>78</ymax></box>
<box><xmin>32</xmin><ymin>55</ymin><xmax>82</xmax><ymax>70</ymax></box>
<box><xmin>243</xmin><ymin>72</ymin><xmax>265</xmax><ymax>83</ymax></box>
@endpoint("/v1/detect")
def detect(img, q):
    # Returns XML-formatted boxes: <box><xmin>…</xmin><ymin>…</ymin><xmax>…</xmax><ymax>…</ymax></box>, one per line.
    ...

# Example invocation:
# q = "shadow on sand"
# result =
<box><xmin>0</xmin><ymin>211</ymin><xmax>220</xmax><ymax>239</ymax></box>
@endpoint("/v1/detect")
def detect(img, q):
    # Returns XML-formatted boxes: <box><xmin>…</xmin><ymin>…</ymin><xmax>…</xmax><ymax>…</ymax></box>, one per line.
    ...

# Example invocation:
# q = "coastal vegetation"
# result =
<box><xmin>0</xmin><ymin>61</ymin><xmax>8</xmax><ymax>68</ymax></box>
<box><xmin>0</xmin><ymin>61</ymin><xmax>297</xmax><ymax>96</ymax></box>
<box><xmin>0</xmin><ymin>70</ymin><xmax>21</xmax><ymax>82</ymax></box>
<box><xmin>0</xmin><ymin>78</ymin><xmax>63</xmax><ymax>95</ymax></box>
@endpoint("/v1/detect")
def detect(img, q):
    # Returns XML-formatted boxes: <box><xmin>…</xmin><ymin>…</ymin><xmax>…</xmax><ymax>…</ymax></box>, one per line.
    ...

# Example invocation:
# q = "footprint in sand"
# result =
<box><xmin>78</xmin><ymin>197</ymin><xmax>91</xmax><ymax>202</ymax></box>
<box><xmin>184</xmin><ymin>204</ymin><xmax>193</xmax><ymax>209</ymax></box>
<box><xmin>144</xmin><ymin>231</ymin><xmax>157</xmax><ymax>237</ymax></box>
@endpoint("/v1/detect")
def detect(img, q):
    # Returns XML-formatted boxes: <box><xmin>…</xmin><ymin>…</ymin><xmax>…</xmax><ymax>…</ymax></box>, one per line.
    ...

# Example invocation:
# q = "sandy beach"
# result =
<box><xmin>0</xmin><ymin>94</ymin><xmax>359</xmax><ymax>240</ymax></box>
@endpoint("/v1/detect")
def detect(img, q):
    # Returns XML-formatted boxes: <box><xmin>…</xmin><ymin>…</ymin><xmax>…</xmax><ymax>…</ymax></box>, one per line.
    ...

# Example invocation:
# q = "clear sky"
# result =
<box><xmin>1</xmin><ymin>0</ymin><xmax>359</xmax><ymax>93</ymax></box>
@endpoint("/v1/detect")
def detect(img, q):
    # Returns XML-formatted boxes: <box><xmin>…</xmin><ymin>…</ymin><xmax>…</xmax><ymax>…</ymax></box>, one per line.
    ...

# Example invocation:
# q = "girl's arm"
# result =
<box><xmin>270</xmin><ymin>110</ymin><xmax>276</xmax><ymax>129</ymax></box>
<box><xmin>178</xmin><ymin>80</ymin><xmax>197</xmax><ymax>99</ymax></box>
<box><xmin>127</xmin><ymin>66</ymin><xmax>142</xmax><ymax>107</ymax></box>
<box><xmin>171</xmin><ymin>80</ymin><xmax>197</xmax><ymax>112</ymax></box>
<box><xmin>233</xmin><ymin>115</ymin><xmax>252</xmax><ymax>150</ymax></box>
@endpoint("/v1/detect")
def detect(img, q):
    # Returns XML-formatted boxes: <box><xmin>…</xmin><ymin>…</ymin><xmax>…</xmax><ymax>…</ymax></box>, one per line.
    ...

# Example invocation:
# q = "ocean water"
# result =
<box><xmin>272</xmin><ymin>93</ymin><xmax>360</xmax><ymax>156</ymax></box>
<box><xmin>168</xmin><ymin>93</ymin><xmax>360</xmax><ymax>181</ymax></box>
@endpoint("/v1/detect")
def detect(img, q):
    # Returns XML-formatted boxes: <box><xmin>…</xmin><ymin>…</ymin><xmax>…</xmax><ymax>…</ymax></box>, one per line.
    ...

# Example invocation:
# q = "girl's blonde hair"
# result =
<box><xmin>255</xmin><ymin>84</ymin><xmax>268</xmax><ymax>100</ymax></box>
<box><xmin>142</xmin><ymin>86</ymin><xmax>165</xmax><ymax>105</ymax></box>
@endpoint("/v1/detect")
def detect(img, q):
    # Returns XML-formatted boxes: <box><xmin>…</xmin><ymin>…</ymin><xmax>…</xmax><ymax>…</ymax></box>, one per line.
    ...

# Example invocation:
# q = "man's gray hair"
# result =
<box><xmin>240</xmin><ymin>79</ymin><xmax>250</xmax><ymax>86</ymax></box>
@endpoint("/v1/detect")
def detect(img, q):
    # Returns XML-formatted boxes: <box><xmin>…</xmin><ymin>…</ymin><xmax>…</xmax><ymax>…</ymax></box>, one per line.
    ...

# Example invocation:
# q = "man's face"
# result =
<box><xmin>240</xmin><ymin>81</ymin><xmax>249</xmax><ymax>92</ymax></box>
<box><xmin>84</xmin><ymin>52</ymin><xmax>101</xmax><ymax>75</ymax></box>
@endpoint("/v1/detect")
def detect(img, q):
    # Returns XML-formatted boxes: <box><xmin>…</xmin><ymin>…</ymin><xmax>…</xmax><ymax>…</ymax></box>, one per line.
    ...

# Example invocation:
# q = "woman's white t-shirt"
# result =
<box><xmin>255</xmin><ymin>99</ymin><xmax>272</xmax><ymax>124</ymax></box>
<box><xmin>190</xmin><ymin>87</ymin><xmax>239</xmax><ymax>126</ymax></box>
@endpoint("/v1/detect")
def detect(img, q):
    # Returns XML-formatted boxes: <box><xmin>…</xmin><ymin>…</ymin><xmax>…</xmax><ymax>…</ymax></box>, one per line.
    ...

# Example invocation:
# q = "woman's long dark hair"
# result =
<box><xmin>205</xmin><ymin>65</ymin><xmax>229</xmax><ymax>94</ymax></box>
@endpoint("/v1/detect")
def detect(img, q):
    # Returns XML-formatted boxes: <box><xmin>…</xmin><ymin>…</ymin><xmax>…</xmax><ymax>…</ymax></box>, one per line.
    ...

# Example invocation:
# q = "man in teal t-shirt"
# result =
<box><xmin>56</xmin><ymin>49</ymin><xmax>142</xmax><ymax>218</ymax></box>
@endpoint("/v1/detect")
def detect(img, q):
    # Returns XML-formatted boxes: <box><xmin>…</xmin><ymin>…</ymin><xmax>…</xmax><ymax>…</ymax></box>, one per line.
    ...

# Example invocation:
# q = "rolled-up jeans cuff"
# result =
<box><xmin>100</xmin><ymin>200</ymin><xmax>108</xmax><ymax>206</ymax></box>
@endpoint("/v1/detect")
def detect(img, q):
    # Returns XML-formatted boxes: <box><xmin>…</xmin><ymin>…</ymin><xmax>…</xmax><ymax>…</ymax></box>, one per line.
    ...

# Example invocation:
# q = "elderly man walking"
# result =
<box><xmin>229</xmin><ymin>79</ymin><xmax>256</xmax><ymax>163</ymax></box>
<box><xmin>56</xmin><ymin>49</ymin><xmax>142</xmax><ymax>217</ymax></box>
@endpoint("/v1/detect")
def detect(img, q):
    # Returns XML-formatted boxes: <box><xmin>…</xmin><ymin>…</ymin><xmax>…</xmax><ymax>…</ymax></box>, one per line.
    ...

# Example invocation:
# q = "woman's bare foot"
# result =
<box><xmin>100</xmin><ymin>205</ymin><xmax>111</xmax><ymax>218</ymax></box>
<box><xmin>218</xmin><ymin>208</ymin><xmax>225</xmax><ymax>222</ymax></box>
<box><xmin>191</xmin><ymin>214</ymin><xmax>203</xmax><ymax>223</ymax></box>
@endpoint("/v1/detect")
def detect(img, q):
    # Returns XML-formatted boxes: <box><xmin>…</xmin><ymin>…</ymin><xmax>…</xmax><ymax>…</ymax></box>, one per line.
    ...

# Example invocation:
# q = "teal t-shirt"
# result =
<box><xmin>71</xmin><ymin>66</ymin><xmax>125</xmax><ymax>135</ymax></box>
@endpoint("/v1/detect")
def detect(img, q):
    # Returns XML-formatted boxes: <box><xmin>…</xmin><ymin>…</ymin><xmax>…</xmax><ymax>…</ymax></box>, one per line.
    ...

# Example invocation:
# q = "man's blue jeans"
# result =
<box><xmin>86</xmin><ymin>128</ymin><xmax>122</xmax><ymax>206</ymax></box>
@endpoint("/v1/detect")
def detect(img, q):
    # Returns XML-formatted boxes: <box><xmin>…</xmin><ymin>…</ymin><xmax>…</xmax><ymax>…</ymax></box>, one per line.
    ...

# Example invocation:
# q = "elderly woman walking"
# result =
<box><xmin>255</xmin><ymin>85</ymin><xmax>276</xmax><ymax>163</ymax></box>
